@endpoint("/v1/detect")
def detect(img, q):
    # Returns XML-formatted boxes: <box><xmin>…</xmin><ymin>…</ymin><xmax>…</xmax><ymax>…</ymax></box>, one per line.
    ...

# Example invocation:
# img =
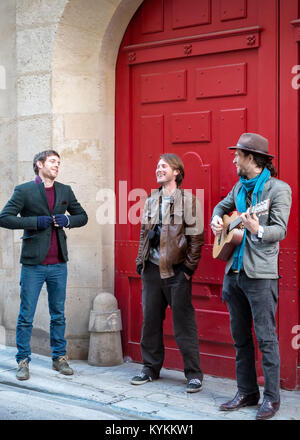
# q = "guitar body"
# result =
<box><xmin>213</xmin><ymin>212</ymin><xmax>245</xmax><ymax>261</ymax></box>
<box><xmin>212</xmin><ymin>199</ymin><xmax>270</xmax><ymax>261</ymax></box>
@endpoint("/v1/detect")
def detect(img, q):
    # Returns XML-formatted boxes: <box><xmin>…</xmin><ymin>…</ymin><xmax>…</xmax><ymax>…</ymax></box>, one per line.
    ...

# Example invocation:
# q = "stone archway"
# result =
<box><xmin>0</xmin><ymin>0</ymin><xmax>143</xmax><ymax>358</ymax></box>
<box><xmin>50</xmin><ymin>0</ymin><xmax>143</xmax><ymax>358</ymax></box>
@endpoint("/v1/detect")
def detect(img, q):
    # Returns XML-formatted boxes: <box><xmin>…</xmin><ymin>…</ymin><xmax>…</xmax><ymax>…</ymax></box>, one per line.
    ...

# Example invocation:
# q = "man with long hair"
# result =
<box><xmin>211</xmin><ymin>133</ymin><xmax>292</xmax><ymax>419</ymax></box>
<box><xmin>0</xmin><ymin>150</ymin><xmax>88</xmax><ymax>380</ymax></box>
<box><xmin>131</xmin><ymin>153</ymin><xmax>205</xmax><ymax>393</ymax></box>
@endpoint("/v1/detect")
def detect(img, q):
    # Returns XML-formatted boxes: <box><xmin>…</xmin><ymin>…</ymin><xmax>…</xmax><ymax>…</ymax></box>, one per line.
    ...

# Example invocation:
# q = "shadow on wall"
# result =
<box><xmin>1</xmin><ymin>327</ymin><xmax>52</xmax><ymax>358</ymax></box>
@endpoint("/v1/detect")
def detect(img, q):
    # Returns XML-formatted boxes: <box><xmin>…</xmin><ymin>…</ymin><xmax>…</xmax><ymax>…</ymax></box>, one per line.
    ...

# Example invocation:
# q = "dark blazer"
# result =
<box><xmin>0</xmin><ymin>180</ymin><xmax>88</xmax><ymax>265</ymax></box>
<box><xmin>212</xmin><ymin>177</ymin><xmax>292</xmax><ymax>279</ymax></box>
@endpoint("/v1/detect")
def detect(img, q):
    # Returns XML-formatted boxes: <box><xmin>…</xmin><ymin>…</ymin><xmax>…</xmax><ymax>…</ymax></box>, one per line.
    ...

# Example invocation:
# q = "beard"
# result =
<box><xmin>237</xmin><ymin>168</ymin><xmax>247</xmax><ymax>178</ymax></box>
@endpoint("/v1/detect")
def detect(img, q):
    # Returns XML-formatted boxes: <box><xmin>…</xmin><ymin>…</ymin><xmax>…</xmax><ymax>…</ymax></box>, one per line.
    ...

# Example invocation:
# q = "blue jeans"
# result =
<box><xmin>16</xmin><ymin>263</ymin><xmax>68</xmax><ymax>363</ymax></box>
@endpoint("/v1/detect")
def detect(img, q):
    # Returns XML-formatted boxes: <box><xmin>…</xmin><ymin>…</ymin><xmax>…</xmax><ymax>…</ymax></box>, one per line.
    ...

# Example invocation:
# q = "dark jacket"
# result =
<box><xmin>0</xmin><ymin>180</ymin><xmax>88</xmax><ymax>265</ymax></box>
<box><xmin>136</xmin><ymin>187</ymin><xmax>204</xmax><ymax>279</ymax></box>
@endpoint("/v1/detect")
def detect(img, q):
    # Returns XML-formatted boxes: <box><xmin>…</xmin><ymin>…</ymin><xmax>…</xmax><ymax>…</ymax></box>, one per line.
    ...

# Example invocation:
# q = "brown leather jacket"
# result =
<box><xmin>136</xmin><ymin>188</ymin><xmax>204</xmax><ymax>279</ymax></box>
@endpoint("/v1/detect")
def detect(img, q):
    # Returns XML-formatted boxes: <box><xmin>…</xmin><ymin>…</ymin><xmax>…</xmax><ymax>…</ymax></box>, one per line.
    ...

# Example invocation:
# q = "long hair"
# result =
<box><xmin>33</xmin><ymin>150</ymin><xmax>60</xmax><ymax>175</ymax></box>
<box><xmin>243</xmin><ymin>151</ymin><xmax>277</xmax><ymax>177</ymax></box>
<box><xmin>159</xmin><ymin>153</ymin><xmax>185</xmax><ymax>187</ymax></box>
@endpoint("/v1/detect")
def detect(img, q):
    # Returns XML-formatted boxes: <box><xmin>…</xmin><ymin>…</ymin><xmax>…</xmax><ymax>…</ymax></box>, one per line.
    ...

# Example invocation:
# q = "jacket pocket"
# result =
<box><xmin>21</xmin><ymin>233</ymin><xmax>37</xmax><ymax>240</ymax></box>
<box><xmin>21</xmin><ymin>235</ymin><xmax>40</xmax><ymax>259</ymax></box>
<box><xmin>58</xmin><ymin>229</ymin><xmax>68</xmax><ymax>259</ymax></box>
<box><xmin>255</xmin><ymin>241</ymin><xmax>278</xmax><ymax>255</ymax></box>
<box><xmin>176</xmin><ymin>234</ymin><xmax>187</xmax><ymax>251</ymax></box>
<box><xmin>262</xmin><ymin>247</ymin><xmax>277</xmax><ymax>255</ymax></box>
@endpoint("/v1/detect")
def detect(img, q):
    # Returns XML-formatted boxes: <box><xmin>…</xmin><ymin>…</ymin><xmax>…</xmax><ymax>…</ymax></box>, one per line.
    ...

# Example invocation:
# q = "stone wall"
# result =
<box><xmin>0</xmin><ymin>0</ymin><xmax>143</xmax><ymax>358</ymax></box>
<box><xmin>0</xmin><ymin>0</ymin><xmax>18</xmax><ymax>345</ymax></box>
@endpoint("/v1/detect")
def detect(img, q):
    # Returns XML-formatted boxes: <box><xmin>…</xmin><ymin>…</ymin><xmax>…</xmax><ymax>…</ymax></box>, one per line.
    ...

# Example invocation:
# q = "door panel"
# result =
<box><xmin>116</xmin><ymin>0</ymin><xmax>279</xmax><ymax>379</ymax></box>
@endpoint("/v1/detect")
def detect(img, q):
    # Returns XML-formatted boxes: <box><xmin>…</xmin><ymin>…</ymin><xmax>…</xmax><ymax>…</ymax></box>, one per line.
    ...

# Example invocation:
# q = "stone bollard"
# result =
<box><xmin>88</xmin><ymin>292</ymin><xmax>123</xmax><ymax>366</ymax></box>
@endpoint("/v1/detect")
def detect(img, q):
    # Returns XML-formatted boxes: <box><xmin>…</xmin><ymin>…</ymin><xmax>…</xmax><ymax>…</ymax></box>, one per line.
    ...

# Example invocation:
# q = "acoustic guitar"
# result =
<box><xmin>212</xmin><ymin>199</ymin><xmax>270</xmax><ymax>261</ymax></box>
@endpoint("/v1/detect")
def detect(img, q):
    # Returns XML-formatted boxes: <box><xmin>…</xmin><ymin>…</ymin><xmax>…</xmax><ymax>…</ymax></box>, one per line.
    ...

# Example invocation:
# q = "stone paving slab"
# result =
<box><xmin>0</xmin><ymin>344</ymin><xmax>299</xmax><ymax>421</ymax></box>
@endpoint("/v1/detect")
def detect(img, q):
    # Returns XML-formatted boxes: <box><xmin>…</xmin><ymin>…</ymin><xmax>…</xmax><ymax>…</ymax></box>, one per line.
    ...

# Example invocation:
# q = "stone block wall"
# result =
<box><xmin>0</xmin><ymin>0</ymin><xmax>18</xmax><ymax>345</ymax></box>
<box><xmin>0</xmin><ymin>0</ymin><xmax>143</xmax><ymax>359</ymax></box>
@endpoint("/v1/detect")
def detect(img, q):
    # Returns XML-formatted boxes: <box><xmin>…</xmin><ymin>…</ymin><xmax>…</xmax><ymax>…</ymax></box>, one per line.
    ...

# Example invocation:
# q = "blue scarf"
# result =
<box><xmin>232</xmin><ymin>167</ymin><xmax>270</xmax><ymax>271</ymax></box>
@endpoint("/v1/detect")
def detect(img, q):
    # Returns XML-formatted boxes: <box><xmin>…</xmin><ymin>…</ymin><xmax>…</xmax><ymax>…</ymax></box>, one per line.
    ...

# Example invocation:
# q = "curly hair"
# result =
<box><xmin>243</xmin><ymin>151</ymin><xmax>277</xmax><ymax>177</ymax></box>
<box><xmin>33</xmin><ymin>150</ymin><xmax>60</xmax><ymax>175</ymax></box>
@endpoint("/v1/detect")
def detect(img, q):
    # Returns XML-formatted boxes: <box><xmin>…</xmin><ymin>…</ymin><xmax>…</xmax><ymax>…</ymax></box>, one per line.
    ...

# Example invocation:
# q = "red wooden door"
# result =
<box><xmin>115</xmin><ymin>0</ymin><xmax>298</xmax><ymax>385</ymax></box>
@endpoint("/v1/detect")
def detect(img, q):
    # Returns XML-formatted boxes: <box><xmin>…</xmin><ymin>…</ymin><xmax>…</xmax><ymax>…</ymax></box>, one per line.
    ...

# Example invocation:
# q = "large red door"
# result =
<box><xmin>115</xmin><ymin>0</ymin><xmax>299</xmax><ymax>387</ymax></box>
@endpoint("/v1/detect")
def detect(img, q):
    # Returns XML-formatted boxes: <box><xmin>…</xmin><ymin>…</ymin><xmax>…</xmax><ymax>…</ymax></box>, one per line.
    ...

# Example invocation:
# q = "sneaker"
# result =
<box><xmin>186</xmin><ymin>378</ymin><xmax>203</xmax><ymax>393</ymax></box>
<box><xmin>16</xmin><ymin>358</ymin><xmax>30</xmax><ymax>381</ymax></box>
<box><xmin>52</xmin><ymin>355</ymin><xmax>74</xmax><ymax>375</ymax></box>
<box><xmin>130</xmin><ymin>372</ymin><xmax>152</xmax><ymax>385</ymax></box>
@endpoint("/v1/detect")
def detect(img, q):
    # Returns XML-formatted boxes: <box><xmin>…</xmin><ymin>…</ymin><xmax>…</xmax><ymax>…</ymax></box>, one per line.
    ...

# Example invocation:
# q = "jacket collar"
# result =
<box><xmin>148</xmin><ymin>187</ymin><xmax>184</xmax><ymax>218</ymax></box>
<box><xmin>35</xmin><ymin>179</ymin><xmax>62</xmax><ymax>214</ymax></box>
<box><xmin>150</xmin><ymin>186</ymin><xmax>183</xmax><ymax>200</ymax></box>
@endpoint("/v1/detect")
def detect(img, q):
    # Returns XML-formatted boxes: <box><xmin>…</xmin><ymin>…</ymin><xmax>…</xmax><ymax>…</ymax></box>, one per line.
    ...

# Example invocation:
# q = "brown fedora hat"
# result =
<box><xmin>228</xmin><ymin>133</ymin><xmax>274</xmax><ymax>158</ymax></box>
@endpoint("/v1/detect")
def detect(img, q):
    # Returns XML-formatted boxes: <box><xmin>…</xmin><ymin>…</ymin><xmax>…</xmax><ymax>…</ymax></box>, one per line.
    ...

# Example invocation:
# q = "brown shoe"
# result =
<box><xmin>256</xmin><ymin>398</ymin><xmax>280</xmax><ymax>420</ymax></box>
<box><xmin>220</xmin><ymin>391</ymin><xmax>260</xmax><ymax>411</ymax></box>
<box><xmin>52</xmin><ymin>355</ymin><xmax>74</xmax><ymax>375</ymax></box>
<box><xmin>16</xmin><ymin>358</ymin><xmax>30</xmax><ymax>381</ymax></box>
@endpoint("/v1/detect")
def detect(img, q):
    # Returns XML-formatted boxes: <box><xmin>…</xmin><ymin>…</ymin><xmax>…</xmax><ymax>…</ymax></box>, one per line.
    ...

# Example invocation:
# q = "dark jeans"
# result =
<box><xmin>223</xmin><ymin>271</ymin><xmax>280</xmax><ymax>402</ymax></box>
<box><xmin>16</xmin><ymin>263</ymin><xmax>68</xmax><ymax>363</ymax></box>
<box><xmin>140</xmin><ymin>261</ymin><xmax>202</xmax><ymax>381</ymax></box>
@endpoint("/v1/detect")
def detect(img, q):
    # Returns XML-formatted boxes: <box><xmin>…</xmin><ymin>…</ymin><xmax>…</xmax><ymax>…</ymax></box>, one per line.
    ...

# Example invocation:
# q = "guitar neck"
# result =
<box><xmin>228</xmin><ymin>217</ymin><xmax>242</xmax><ymax>232</ymax></box>
<box><xmin>228</xmin><ymin>205</ymin><xmax>256</xmax><ymax>232</ymax></box>
<box><xmin>228</xmin><ymin>201</ymin><xmax>268</xmax><ymax>232</ymax></box>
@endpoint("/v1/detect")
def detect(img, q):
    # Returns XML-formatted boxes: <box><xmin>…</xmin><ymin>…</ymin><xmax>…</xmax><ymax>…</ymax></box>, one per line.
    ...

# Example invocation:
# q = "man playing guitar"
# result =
<box><xmin>211</xmin><ymin>133</ymin><xmax>292</xmax><ymax>420</ymax></box>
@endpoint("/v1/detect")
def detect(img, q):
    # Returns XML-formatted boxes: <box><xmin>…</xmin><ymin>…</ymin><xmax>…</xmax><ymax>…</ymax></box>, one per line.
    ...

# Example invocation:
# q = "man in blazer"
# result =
<box><xmin>211</xmin><ymin>133</ymin><xmax>291</xmax><ymax>420</ymax></box>
<box><xmin>0</xmin><ymin>150</ymin><xmax>88</xmax><ymax>380</ymax></box>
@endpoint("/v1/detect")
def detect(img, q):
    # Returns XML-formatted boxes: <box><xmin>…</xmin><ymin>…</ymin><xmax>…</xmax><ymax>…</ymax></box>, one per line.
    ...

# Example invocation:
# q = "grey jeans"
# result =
<box><xmin>140</xmin><ymin>261</ymin><xmax>203</xmax><ymax>381</ymax></box>
<box><xmin>223</xmin><ymin>271</ymin><xmax>280</xmax><ymax>402</ymax></box>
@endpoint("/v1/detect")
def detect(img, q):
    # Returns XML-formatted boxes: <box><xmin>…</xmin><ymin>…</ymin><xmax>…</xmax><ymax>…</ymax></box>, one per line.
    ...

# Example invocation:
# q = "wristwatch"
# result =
<box><xmin>257</xmin><ymin>225</ymin><xmax>264</xmax><ymax>239</ymax></box>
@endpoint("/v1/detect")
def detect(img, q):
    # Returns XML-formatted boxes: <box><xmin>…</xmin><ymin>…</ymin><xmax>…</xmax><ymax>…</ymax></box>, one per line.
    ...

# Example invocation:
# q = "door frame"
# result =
<box><xmin>278</xmin><ymin>0</ymin><xmax>299</xmax><ymax>390</ymax></box>
<box><xmin>115</xmin><ymin>0</ymin><xmax>300</xmax><ymax>389</ymax></box>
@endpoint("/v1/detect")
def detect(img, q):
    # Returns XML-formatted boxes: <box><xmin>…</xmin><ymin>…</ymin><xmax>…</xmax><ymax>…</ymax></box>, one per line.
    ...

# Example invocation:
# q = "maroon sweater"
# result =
<box><xmin>35</xmin><ymin>176</ymin><xmax>63</xmax><ymax>264</ymax></box>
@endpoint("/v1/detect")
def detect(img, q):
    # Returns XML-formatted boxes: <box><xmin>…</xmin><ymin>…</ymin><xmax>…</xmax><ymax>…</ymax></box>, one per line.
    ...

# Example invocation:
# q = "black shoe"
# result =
<box><xmin>130</xmin><ymin>372</ymin><xmax>152</xmax><ymax>385</ymax></box>
<box><xmin>220</xmin><ymin>391</ymin><xmax>260</xmax><ymax>411</ymax></box>
<box><xmin>186</xmin><ymin>378</ymin><xmax>203</xmax><ymax>393</ymax></box>
<box><xmin>256</xmin><ymin>398</ymin><xmax>280</xmax><ymax>420</ymax></box>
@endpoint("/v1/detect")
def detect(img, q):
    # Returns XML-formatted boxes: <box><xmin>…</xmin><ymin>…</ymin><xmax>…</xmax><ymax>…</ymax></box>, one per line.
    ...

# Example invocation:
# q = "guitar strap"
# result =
<box><xmin>246</xmin><ymin>191</ymin><xmax>253</xmax><ymax>209</ymax></box>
